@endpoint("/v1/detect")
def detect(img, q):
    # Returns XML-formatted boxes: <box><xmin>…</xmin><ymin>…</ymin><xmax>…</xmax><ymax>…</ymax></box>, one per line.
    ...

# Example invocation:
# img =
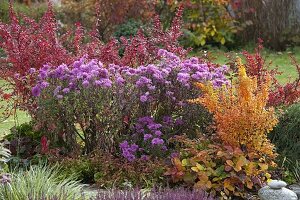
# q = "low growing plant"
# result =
<box><xmin>165</xmin><ymin>136</ymin><xmax>275</xmax><ymax>198</ymax></box>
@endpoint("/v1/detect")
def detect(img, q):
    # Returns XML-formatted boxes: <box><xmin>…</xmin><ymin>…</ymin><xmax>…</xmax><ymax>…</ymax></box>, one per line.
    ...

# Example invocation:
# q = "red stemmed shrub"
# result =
<box><xmin>242</xmin><ymin>39</ymin><xmax>300</xmax><ymax>107</ymax></box>
<box><xmin>0</xmin><ymin>3</ymin><xmax>72</xmax><ymax>112</ymax></box>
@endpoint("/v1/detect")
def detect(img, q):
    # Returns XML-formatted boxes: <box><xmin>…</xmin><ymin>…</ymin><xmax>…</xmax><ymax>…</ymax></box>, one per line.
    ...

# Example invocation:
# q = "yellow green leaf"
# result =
<box><xmin>220</xmin><ymin>37</ymin><xmax>226</xmax><ymax>45</ymax></box>
<box><xmin>196</xmin><ymin>163</ymin><xmax>205</xmax><ymax>171</ymax></box>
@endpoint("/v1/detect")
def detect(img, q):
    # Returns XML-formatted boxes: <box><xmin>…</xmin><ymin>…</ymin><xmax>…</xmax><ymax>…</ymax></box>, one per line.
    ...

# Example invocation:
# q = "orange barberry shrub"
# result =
<box><xmin>190</xmin><ymin>57</ymin><xmax>278</xmax><ymax>156</ymax></box>
<box><xmin>165</xmin><ymin>58</ymin><xmax>279</xmax><ymax>198</ymax></box>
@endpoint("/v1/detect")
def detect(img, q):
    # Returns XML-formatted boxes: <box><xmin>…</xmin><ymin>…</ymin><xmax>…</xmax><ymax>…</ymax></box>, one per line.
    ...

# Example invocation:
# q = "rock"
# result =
<box><xmin>289</xmin><ymin>184</ymin><xmax>300</xmax><ymax>199</ymax></box>
<box><xmin>268</xmin><ymin>180</ymin><xmax>287</xmax><ymax>189</ymax></box>
<box><xmin>258</xmin><ymin>186</ymin><xmax>298</xmax><ymax>200</ymax></box>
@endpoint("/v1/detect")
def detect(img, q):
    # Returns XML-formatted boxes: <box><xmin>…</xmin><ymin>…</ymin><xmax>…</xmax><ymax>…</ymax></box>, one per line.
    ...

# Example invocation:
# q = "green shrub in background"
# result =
<box><xmin>114</xmin><ymin>19</ymin><xmax>144</xmax><ymax>39</ymax></box>
<box><xmin>0</xmin><ymin>1</ymin><xmax>47</xmax><ymax>23</ymax></box>
<box><xmin>0</xmin><ymin>165</ymin><xmax>83</xmax><ymax>200</ymax></box>
<box><xmin>269</xmin><ymin>103</ymin><xmax>300</xmax><ymax>162</ymax></box>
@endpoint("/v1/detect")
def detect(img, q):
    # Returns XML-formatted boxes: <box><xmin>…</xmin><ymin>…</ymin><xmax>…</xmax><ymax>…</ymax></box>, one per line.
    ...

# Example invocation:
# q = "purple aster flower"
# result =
<box><xmin>141</xmin><ymin>155</ymin><xmax>150</xmax><ymax>161</ymax></box>
<box><xmin>177</xmin><ymin>72</ymin><xmax>190</xmax><ymax>84</ymax></box>
<box><xmin>147</xmin><ymin>123</ymin><xmax>162</xmax><ymax>130</ymax></box>
<box><xmin>82</xmin><ymin>80</ymin><xmax>89</xmax><ymax>87</ymax></box>
<box><xmin>171</xmin><ymin>152</ymin><xmax>180</xmax><ymax>158</ymax></box>
<box><xmin>158</xmin><ymin>49</ymin><xmax>167</xmax><ymax>57</ymax></box>
<box><xmin>102</xmin><ymin>79</ymin><xmax>112</xmax><ymax>88</ymax></box>
<box><xmin>62</xmin><ymin>88</ymin><xmax>70</xmax><ymax>94</ymax></box>
<box><xmin>32</xmin><ymin>85</ymin><xmax>41</xmax><ymax>97</ymax></box>
<box><xmin>99</xmin><ymin>68</ymin><xmax>109</xmax><ymax>78</ymax></box>
<box><xmin>154</xmin><ymin>130</ymin><xmax>162</xmax><ymax>137</ymax></box>
<box><xmin>175</xmin><ymin>118</ymin><xmax>184</xmax><ymax>125</ymax></box>
<box><xmin>136</xmin><ymin>76</ymin><xmax>152</xmax><ymax>87</ymax></box>
<box><xmin>40</xmin><ymin>81</ymin><xmax>49</xmax><ymax>89</ymax></box>
<box><xmin>144</xmin><ymin>134</ymin><xmax>153</xmax><ymax>141</ymax></box>
<box><xmin>130</xmin><ymin>144</ymin><xmax>139</xmax><ymax>152</ymax></box>
<box><xmin>14</xmin><ymin>73</ymin><xmax>20</xmax><ymax>79</ymax></box>
<box><xmin>140</xmin><ymin>94</ymin><xmax>148</xmax><ymax>103</ymax></box>
<box><xmin>138</xmin><ymin>116</ymin><xmax>154</xmax><ymax>124</ymax></box>
<box><xmin>116</xmin><ymin>76</ymin><xmax>125</xmax><ymax>85</ymax></box>
<box><xmin>39</xmin><ymin>70</ymin><xmax>47</xmax><ymax>79</ymax></box>
<box><xmin>163</xmin><ymin>116</ymin><xmax>173</xmax><ymax>125</ymax></box>
<box><xmin>161</xmin><ymin>145</ymin><xmax>168</xmax><ymax>151</ymax></box>
<box><xmin>151</xmin><ymin>138</ymin><xmax>164</xmax><ymax>145</ymax></box>
<box><xmin>29</xmin><ymin>68</ymin><xmax>36</xmax><ymax>74</ymax></box>
<box><xmin>57</xmin><ymin>95</ymin><xmax>63</xmax><ymax>99</ymax></box>
<box><xmin>119</xmin><ymin>140</ymin><xmax>129</xmax><ymax>148</ymax></box>
<box><xmin>53</xmin><ymin>86</ymin><xmax>61</xmax><ymax>96</ymax></box>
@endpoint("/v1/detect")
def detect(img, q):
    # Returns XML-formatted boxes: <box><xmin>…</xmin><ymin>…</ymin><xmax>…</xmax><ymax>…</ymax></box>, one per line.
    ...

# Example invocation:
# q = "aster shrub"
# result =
<box><xmin>31</xmin><ymin>49</ymin><xmax>228</xmax><ymax>157</ymax></box>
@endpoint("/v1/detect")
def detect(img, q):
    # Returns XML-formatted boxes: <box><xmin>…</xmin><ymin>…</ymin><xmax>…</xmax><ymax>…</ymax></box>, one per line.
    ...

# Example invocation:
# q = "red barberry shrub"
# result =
<box><xmin>242</xmin><ymin>39</ymin><xmax>300</xmax><ymax>107</ymax></box>
<box><xmin>0</xmin><ymin>2</ymin><xmax>72</xmax><ymax>112</ymax></box>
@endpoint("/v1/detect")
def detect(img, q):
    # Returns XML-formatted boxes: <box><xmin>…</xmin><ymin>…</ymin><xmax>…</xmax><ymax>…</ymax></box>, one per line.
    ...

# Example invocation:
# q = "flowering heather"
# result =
<box><xmin>90</xmin><ymin>188</ymin><xmax>215</xmax><ymax>200</ymax></box>
<box><xmin>31</xmin><ymin>49</ymin><xmax>228</xmax><ymax>154</ymax></box>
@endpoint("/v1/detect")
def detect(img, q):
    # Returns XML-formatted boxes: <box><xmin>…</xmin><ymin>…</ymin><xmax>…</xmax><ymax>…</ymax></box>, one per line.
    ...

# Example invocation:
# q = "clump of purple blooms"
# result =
<box><xmin>120</xmin><ymin>116</ymin><xmax>172</xmax><ymax>161</ymax></box>
<box><xmin>32</xmin><ymin>49</ymin><xmax>228</xmax><ymax>101</ymax></box>
<box><xmin>31</xmin><ymin>49</ymin><xmax>228</xmax><ymax>156</ymax></box>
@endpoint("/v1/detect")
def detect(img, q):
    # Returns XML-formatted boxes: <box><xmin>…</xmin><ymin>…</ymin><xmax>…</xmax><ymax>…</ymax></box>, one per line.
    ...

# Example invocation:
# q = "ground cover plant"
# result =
<box><xmin>0</xmin><ymin>1</ymin><xmax>300</xmax><ymax>199</ymax></box>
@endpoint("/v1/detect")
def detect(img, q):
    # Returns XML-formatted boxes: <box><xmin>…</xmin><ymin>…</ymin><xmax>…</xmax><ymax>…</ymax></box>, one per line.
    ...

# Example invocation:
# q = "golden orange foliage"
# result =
<box><xmin>190</xmin><ymin>57</ymin><xmax>278</xmax><ymax>156</ymax></box>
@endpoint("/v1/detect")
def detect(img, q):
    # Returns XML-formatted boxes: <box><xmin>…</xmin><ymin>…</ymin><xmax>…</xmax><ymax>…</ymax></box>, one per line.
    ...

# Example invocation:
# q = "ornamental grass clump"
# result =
<box><xmin>31</xmin><ymin>49</ymin><xmax>228</xmax><ymax>157</ymax></box>
<box><xmin>0</xmin><ymin>165</ymin><xmax>84</xmax><ymax>200</ymax></box>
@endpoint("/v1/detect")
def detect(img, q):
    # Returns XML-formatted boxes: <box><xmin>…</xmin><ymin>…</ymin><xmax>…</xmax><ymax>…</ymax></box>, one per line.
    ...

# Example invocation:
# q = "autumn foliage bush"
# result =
<box><xmin>166</xmin><ymin>59</ymin><xmax>278</xmax><ymax>198</ymax></box>
<box><xmin>241</xmin><ymin>40</ymin><xmax>300</xmax><ymax>107</ymax></box>
<box><xmin>60</xmin><ymin>0</ymin><xmax>155</xmax><ymax>41</ymax></box>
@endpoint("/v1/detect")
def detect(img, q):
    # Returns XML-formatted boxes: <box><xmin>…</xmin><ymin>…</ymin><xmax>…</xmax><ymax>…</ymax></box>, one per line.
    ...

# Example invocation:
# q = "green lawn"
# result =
<box><xmin>194</xmin><ymin>46</ymin><xmax>300</xmax><ymax>84</ymax></box>
<box><xmin>0</xmin><ymin>46</ymin><xmax>299</xmax><ymax>137</ymax></box>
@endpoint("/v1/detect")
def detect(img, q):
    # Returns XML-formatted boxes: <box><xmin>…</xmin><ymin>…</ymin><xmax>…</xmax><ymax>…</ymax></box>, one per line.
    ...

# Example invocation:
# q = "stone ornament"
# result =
<box><xmin>258</xmin><ymin>180</ymin><xmax>298</xmax><ymax>200</ymax></box>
